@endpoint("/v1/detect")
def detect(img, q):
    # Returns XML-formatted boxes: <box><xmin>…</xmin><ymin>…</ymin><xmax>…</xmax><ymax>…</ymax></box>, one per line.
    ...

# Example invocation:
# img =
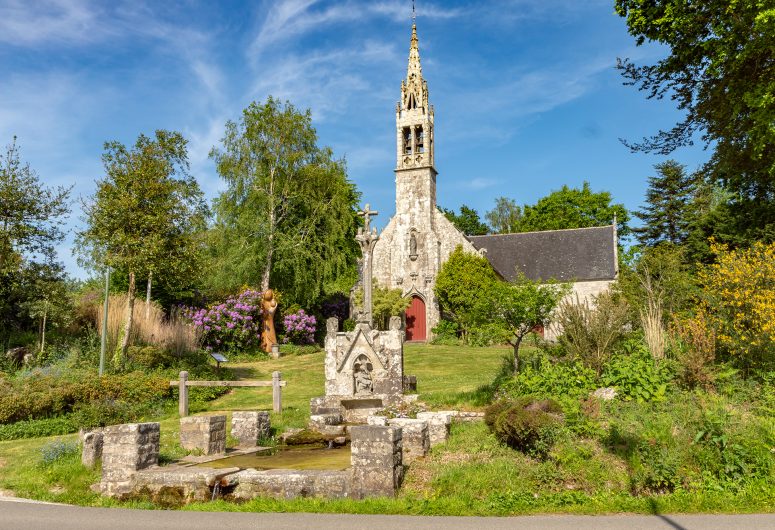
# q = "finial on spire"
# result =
<box><xmin>412</xmin><ymin>0</ymin><xmax>416</xmax><ymax>24</ymax></box>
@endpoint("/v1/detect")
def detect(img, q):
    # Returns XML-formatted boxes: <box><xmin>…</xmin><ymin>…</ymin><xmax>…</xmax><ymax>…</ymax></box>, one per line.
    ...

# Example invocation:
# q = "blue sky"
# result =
<box><xmin>0</xmin><ymin>0</ymin><xmax>709</xmax><ymax>279</ymax></box>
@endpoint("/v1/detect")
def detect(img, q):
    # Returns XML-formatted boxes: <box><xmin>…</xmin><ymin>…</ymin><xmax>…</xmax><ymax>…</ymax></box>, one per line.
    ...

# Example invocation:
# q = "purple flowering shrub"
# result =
<box><xmin>182</xmin><ymin>289</ymin><xmax>264</xmax><ymax>352</ymax></box>
<box><xmin>282</xmin><ymin>309</ymin><xmax>317</xmax><ymax>345</ymax></box>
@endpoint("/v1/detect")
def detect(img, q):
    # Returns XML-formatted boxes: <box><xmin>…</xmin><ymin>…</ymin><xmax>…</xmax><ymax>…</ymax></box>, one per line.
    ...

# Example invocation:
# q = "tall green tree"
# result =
<box><xmin>209</xmin><ymin>97</ymin><xmax>360</xmax><ymax>307</ymax></box>
<box><xmin>635</xmin><ymin>160</ymin><xmax>699</xmax><ymax>246</ymax></box>
<box><xmin>616</xmin><ymin>0</ymin><xmax>775</xmax><ymax>242</ymax></box>
<box><xmin>441</xmin><ymin>205</ymin><xmax>489</xmax><ymax>235</ymax></box>
<box><xmin>78</xmin><ymin>130</ymin><xmax>207</xmax><ymax>363</ymax></box>
<box><xmin>518</xmin><ymin>182</ymin><xmax>629</xmax><ymax>236</ymax></box>
<box><xmin>485</xmin><ymin>196</ymin><xmax>522</xmax><ymax>234</ymax></box>
<box><xmin>0</xmin><ymin>137</ymin><xmax>70</xmax><ymax>270</ymax></box>
<box><xmin>0</xmin><ymin>138</ymin><xmax>70</xmax><ymax>348</ymax></box>
<box><xmin>434</xmin><ymin>245</ymin><xmax>499</xmax><ymax>337</ymax></box>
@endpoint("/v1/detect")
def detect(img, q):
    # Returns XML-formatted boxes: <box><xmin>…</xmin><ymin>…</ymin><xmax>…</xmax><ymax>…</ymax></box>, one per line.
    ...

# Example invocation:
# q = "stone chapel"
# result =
<box><xmin>372</xmin><ymin>23</ymin><xmax>618</xmax><ymax>341</ymax></box>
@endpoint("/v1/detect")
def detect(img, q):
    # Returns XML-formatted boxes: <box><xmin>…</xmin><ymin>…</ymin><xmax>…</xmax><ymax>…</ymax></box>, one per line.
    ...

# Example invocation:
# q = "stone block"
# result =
<box><xmin>366</xmin><ymin>415</ymin><xmax>388</xmax><ymax>426</ymax></box>
<box><xmin>228</xmin><ymin>469</ymin><xmax>351</xmax><ymax>501</ymax></box>
<box><xmin>180</xmin><ymin>415</ymin><xmax>226</xmax><ymax>455</ymax></box>
<box><xmin>81</xmin><ymin>430</ymin><xmax>104</xmax><ymax>468</ymax></box>
<box><xmin>416</xmin><ymin>412</ymin><xmax>452</xmax><ymax>447</ymax></box>
<box><xmin>231</xmin><ymin>411</ymin><xmax>270</xmax><ymax>447</ymax></box>
<box><xmin>100</xmin><ymin>422</ymin><xmax>160</xmax><ymax>497</ymax></box>
<box><xmin>387</xmin><ymin>418</ymin><xmax>429</xmax><ymax>461</ymax></box>
<box><xmin>350</xmin><ymin>425</ymin><xmax>403</xmax><ymax>498</ymax></box>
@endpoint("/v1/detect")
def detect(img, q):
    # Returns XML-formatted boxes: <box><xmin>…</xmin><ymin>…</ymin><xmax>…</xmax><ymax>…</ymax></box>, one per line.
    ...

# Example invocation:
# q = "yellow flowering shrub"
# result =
<box><xmin>700</xmin><ymin>241</ymin><xmax>775</xmax><ymax>367</ymax></box>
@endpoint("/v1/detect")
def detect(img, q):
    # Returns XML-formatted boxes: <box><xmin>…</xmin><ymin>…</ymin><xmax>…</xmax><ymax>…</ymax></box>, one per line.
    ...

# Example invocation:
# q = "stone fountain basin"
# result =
<box><xmin>194</xmin><ymin>444</ymin><xmax>352</xmax><ymax>471</ymax></box>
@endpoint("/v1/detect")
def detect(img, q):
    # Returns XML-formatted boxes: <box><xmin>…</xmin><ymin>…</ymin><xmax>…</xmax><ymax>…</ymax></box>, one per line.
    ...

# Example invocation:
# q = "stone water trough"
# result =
<box><xmin>90</xmin><ymin>408</ymin><xmax>461</xmax><ymax>505</ymax></box>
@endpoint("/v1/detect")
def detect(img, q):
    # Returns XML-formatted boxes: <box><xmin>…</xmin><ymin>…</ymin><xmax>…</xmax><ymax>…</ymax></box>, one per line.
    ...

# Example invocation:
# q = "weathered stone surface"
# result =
<box><xmin>309</xmin><ymin>413</ymin><xmax>342</xmax><ymax>430</ymax></box>
<box><xmin>416</xmin><ymin>411</ymin><xmax>452</xmax><ymax>447</ymax></box>
<box><xmin>324</xmin><ymin>324</ymin><xmax>404</xmax><ymax>398</ymax></box>
<box><xmin>231</xmin><ymin>411</ymin><xmax>270</xmax><ymax>447</ymax></box>
<box><xmin>350</xmin><ymin>425</ymin><xmax>403</xmax><ymax>498</ymax></box>
<box><xmin>81</xmin><ymin>430</ymin><xmax>104</xmax><ymax>468</ymax></box>
<box><xmin>180</xmin><ymin>415</ymin><xmax>226</xmax><ymax>455</ymax></box>
<box><xmin>367</xmin><ymin>415</ymin><xmax>388</xmax><ymax>426</ymax></box>
<box><xmin>228</xmin><ymin>469</ymin><xmax>351</xmax><ymax>500</ymax></box>
<box><xmin>100</xmin><ymin>422</ymin><xmax>160</xmax><ymax>497</ymax></box>
<box><xmin>439</xmin><ymin>410</ymin><xmax>485</xmax><ymax>422</ymax></box>
<box><xmin>131</xmin><ymin>466</ymin><xmax>240</xmax><ymax>506</ymax></box>
<box><xmin>387</xmin><ymin>418</ymin><xmax>429</xmax><ymax>461</ymax></box>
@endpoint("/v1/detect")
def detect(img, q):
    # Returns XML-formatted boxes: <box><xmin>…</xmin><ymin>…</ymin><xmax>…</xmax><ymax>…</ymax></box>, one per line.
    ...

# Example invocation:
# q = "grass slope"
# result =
<box><xmin>0</xmin><ymin>343</ymin><xmax>772</xmax><ymax>514</ymax></box>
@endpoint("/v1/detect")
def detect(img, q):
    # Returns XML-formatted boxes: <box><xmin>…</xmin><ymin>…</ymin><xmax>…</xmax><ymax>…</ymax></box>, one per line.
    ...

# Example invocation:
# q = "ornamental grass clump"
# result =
<box><xmin>182</xmin><ymin>289</ymin><xmax>263</xmax><ymax>353</ymax></box>
<box><xmin>283</xmin><ymin>309</ymin><xmax>317</xmax><ymax>344</ymax></box>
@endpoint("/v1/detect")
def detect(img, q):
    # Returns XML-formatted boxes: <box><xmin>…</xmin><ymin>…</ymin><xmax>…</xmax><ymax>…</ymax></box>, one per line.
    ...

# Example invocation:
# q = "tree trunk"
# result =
<box><xmin>118</xmin><ymin>271</ymin><xmax>136</xmax><ymax>365</ymax></box>
<box><xmin>261</xmin><ymin>208</ymin><xmax>276</xmax><ymax>291</ymax></box>
<box><xmin>513</xmin><ymin>335</ymin><xmax>523</xmax><ymax>373</ymax></box>
<box><xmin>39</xmin><ymin>299</ymin><xmax>48</xmax><ymax>355</ymax></box>
<box><xmin>145</xmin><ymin>271</ymin><xmax>152</xmax><ymax>320</ymax></box>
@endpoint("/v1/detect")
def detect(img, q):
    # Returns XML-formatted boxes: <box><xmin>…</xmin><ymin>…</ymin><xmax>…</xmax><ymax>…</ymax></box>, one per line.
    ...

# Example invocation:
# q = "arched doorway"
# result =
<box><xmin>405</xmin><ymin>295</ymin><xmax>426</xmax><ymax>341</ymax></box>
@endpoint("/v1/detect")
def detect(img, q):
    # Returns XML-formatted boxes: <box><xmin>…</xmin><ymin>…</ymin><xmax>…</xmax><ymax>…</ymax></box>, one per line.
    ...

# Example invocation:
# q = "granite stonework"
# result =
<box><xmin>350</xmin><ymin>425</ymin><xmax>404</xmax><ymax>498</ymax></box>
<box><xmin>371</xmin><ymin>25</ymin><xmax>479</xmax><ymax>341</ymax></box>
<box><xmin>313</xmin><ymin>316</ymin><xmax>413</xmax><ymax>423</ymax></box>
<box><xmin>386</xmin><ymin>418</ymin><xmax>429</xmax><ymax>462</ymax></box>
<box><xmin>231</xmin><ymin>411</ymin><xmax>270</xmax><ymax>447</ymax></box>
<box><xmin>80</xmin><ymin>429</ymin><xmax>104</xmax><ymax>469</ymax></box>
<box><xmin>180</xmin><ymin>415</ymin><xmax>226</xmax><ymax>455</ymax></box>
<box><xmin>99</xmin><ymin>422</ymin><xmax>160</xmax><ymax>497</ymax></box>
<box><xmin>228</xmin><ymin>469</ymin><xmax>351</xmax><ymax>501</ymax></box>
<box><xmin>131</xmin><ymin>466</ymin><xmax>240</xmax><ymax>506</ymax></box>
<box><xmin>101</xmin><ymin>423</ymin><xmax>405</xmax><ymax>503</ymax></box>
<box><xmin>416</xmin><ymin>411</ymin><xmax>452</xmax><ymax>447</ymax></box>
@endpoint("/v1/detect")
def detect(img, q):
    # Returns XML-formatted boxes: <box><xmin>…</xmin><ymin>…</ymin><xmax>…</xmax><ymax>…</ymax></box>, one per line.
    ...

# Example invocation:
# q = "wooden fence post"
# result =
<box><xmin>179</xmin><ymin>371</ymin><xmax>189</xmax><ymax>417</ymax></box>
<box><xmin>272</xmin><ymin>371</ymin><xmax>282</xmax><ymax>413</ymax></box>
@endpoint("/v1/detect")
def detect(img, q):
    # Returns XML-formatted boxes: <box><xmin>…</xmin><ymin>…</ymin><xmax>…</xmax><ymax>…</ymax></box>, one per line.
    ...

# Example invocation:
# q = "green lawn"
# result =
<box><xmin>0</xmin><ymin>342</ymin><xmax>772</xmax><ymax>515</ymax></box>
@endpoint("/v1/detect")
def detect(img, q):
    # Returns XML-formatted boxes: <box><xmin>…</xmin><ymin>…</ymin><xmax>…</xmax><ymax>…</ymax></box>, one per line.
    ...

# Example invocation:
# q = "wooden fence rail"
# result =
<box><xmin>170</xmin><ymin>370</ymin><xmax>286</xmax><ymax>417</ymax></box>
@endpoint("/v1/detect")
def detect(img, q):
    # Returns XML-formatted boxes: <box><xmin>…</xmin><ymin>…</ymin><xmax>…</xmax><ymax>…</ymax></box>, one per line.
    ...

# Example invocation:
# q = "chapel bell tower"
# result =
<box><xmin>395</xmin><ymin>23</ymin><xmax>436</xmax><ymax>223</ymax></box>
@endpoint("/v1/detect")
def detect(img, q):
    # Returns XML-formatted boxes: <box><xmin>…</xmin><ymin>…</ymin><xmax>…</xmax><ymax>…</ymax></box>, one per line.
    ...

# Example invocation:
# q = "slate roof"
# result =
<box><xmin>467</xmin><ymin>225</ymin><xmax>618</xmax><ymax>282</ymax></box>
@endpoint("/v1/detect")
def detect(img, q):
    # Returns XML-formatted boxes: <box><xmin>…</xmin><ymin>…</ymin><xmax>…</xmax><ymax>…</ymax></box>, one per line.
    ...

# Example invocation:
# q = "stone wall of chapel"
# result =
<box><xmin>372</xmin><ymin>207</ymin><xmax>476</xmax><ymax>338</ymax></box>
<box><xmin>544</xmin><ymin>279</ymin><xmax>615</xmax><ymax>341</ymax></box>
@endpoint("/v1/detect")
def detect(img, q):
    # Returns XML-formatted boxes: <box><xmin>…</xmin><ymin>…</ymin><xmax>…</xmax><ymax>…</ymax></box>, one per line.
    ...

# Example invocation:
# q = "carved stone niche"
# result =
<box><xmin>353</xmin><ymin>354</ymin><xmax>374</xmax><ymax>395</ymax></box>
<box><xmin>409</xmin><ymin>229</ymin><xmax>418</xmax><ymax>261</ymax></box>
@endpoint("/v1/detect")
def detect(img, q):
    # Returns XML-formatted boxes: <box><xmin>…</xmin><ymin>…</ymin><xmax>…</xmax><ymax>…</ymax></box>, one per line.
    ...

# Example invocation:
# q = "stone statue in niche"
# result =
<box><xmin>353</xmin><ymin>355</ymin><xmax>373</xmax><ymax>395</ymax></box>
<box><xmin>409</xmin><ymin>232</ymin><xmax>418</xmax><ymax>261</ymax></box>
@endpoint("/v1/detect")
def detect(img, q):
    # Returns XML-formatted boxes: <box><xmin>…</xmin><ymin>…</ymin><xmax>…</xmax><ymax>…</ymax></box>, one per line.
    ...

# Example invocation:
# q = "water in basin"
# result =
<box><xmin>197</xmin><ymin>444</ymin><xmax>351</xmax><ymax>471</ymax></box>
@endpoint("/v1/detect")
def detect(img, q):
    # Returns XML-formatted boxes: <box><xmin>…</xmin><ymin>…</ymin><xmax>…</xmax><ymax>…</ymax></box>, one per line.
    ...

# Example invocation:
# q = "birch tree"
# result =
<box><xmin>209</xmin><ymin>97</ymin><xmax>360</xmax><ymax>306</ymax></box>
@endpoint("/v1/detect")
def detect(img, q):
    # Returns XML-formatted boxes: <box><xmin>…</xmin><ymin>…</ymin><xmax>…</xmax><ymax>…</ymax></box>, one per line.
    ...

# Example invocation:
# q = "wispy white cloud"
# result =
<box><xmin>249</xmin><ymin>0</ymin><xmax>466</xmax><ymax>58</ymax></box>
<box><xmin>443</xmin><ymin>56</ymin><xmax>614</xmax><ymax>145</ymax></box>
<box><xmin>0</xmin><ymin>0</ymin><xmax>111</xmax><ymax>46</ymax></box>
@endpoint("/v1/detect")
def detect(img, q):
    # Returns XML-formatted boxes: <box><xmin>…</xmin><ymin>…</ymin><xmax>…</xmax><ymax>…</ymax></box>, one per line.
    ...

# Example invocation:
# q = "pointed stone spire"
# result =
<box><xmin>407</xmin><ymin>23</ymin><xmax>422</xmax><ymax>81</ymax></box>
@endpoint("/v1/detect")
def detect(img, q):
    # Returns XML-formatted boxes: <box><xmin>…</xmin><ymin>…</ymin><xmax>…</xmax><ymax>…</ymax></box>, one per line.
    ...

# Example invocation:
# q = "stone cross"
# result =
<box><xmin>356</xmin><ymin>203</ymin><xmax>380</xmax><ymax>328</ymax></box>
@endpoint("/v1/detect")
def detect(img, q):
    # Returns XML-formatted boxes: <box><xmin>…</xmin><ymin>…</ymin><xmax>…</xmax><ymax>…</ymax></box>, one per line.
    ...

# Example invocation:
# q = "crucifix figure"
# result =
<box><xmin>355</xmin><ymin>203</ymin><xmax>380</xmax><ymax>328</ymax></box>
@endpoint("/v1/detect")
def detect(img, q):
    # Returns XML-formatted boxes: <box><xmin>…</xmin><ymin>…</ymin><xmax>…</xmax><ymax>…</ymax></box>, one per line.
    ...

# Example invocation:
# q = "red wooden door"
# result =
<box><xmin>405</xmin><ymin>296</ymin><xmax>426</xmax><ymax>341</ymax></box>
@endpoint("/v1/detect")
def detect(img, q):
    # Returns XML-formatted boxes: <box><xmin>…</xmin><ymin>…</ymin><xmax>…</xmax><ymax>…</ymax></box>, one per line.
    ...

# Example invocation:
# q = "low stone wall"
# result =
<box><xmin>99</xmin><ymin>422</ymin><xmax>405</xmax><ymax>503</ymax></box>
<box><xmin>133</xmin><ymin>466</ymin><xmax>240</xmax><ymax>506</ymax></box>
<box><xmin>180</xmin><ymin>415</ymin><xmax>226</xmax><ymax>455</ymax></box>
<box><xmin>228</xmin><ymin>469</ymin><xmax>351</xmax><ymax>500</ymax></box>
<box><xmin>231</xmin><ymin>411</ymin><xmax>270</xmax><ymax>447</ymax></box>
<box><xmin>100</xmin><ymin>422</ymin><xmax>160</xmax><ymax>497</ymax></box>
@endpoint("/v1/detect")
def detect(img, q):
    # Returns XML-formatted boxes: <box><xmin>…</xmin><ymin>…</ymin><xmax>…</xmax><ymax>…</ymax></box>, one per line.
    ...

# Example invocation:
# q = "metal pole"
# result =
<box><xmin>99</xmin><ymin>266</ymin><xmax>110</xmax><ymax>376</ymax></box>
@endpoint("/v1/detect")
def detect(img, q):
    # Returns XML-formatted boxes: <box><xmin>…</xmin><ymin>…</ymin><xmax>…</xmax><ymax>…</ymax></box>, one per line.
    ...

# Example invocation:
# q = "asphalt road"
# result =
<box><xmin>0</xmin><ymin>498</ymin><xmax>773</xmax><ymax>530</ymax></box>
